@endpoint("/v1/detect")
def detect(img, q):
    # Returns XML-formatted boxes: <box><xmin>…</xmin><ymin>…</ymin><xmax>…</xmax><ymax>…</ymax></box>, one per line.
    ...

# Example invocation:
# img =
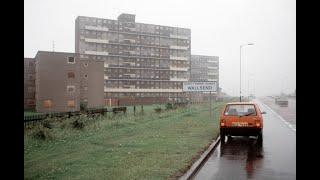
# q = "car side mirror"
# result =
<box><xmin>261</xmin><ymin>112</ymin><xmax>266</xmax><ymax>114</ymax></box>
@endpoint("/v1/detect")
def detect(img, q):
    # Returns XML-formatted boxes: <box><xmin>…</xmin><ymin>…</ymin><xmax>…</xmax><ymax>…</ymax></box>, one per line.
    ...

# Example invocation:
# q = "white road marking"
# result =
<box><xmin>256</xmin><ymin>99</ymin><xmax>296</xmax><ymax>133</ymax></box>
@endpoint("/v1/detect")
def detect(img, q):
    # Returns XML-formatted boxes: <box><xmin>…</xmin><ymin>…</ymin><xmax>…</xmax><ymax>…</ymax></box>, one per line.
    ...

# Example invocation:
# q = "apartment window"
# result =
<box><xmin>84</xmin><ymin>74</ymin><xmax>88</xmax><ymax>79</ymax></box>
<box><xmin>27</xmin><ymin>99</ymin><xmax>35</xmax><ymax>106</ymax></box>
<box><xmin>84</xmin><ymin>62</ymin><xmax>88</xmax><ymax>67</ymax></box>
<box><xmin>43</xmin><ymin>100</ymin><xmax>52</xmax><ymax>108</ymax></box>
<box><xmin>67</xmin><ymin>100</ymin><xmax>75</xmax><ymax>108</ymax></box>
<box><xmin>68</xmin><ymin>57</ymin><xmax>75</xmax><ymax>64</ymax></box>
<box><xmin>68</xmin><ymin>72</ymin><xmax>75</xmax><ymax>79</ymax></box>
<box><xmin>67</xmin><ymin>85</ymin><xmax>76</xmax><ymax>93</ymax></box>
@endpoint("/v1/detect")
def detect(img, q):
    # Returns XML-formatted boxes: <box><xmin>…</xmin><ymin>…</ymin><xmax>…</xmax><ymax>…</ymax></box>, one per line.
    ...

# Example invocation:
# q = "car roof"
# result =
<box><xmin>226</xmin><ymin>102</ymin><xmax>257</xmax><ymax>105</ymax></box>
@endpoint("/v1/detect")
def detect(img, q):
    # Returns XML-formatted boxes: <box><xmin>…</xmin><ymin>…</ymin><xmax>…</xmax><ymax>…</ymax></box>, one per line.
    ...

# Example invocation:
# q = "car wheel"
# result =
<box><xmin>257</xmin><ymin>131</ymin><xmax>263</xmax><ymax>145</ymax></box>
<box><xmin>220</xmin><ymin>130</ymin><xmax>225</xmax><ymax>144</ymax></box>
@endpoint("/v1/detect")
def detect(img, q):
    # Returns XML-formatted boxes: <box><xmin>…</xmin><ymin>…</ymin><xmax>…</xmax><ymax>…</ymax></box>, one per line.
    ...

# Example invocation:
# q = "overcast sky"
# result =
<box><xmin>24</xmin><ymin>0</ymin><xmax>296</xmax><ymax>97</ymax></box>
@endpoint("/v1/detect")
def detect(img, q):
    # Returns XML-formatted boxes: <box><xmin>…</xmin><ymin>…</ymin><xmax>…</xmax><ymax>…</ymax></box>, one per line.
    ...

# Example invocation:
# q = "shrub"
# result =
<box><xmin>80</xmin><ymin>102</ymin><xmax>88</xmax><ymax>111</ymax></box>
<box><xmin>42</xmin><ymin>120</ymin><xmax>53</xmax><ymax>129</ymax></box>
<box><xmin>154</xmin><ymin>107</ymin><xmax>162</xmax><ymax>113</ymax></box>
<box><xmin>72</xmin><ymin>119</ymin><xmax>85</xmax><ymax>129</ymax></box>
<box><xmin>33</xmin><ymin>126</ymin><xmax>53</xmax><ymax>140</ymax></box>
<box><xmin>165</xmin><ymin>103</ymin><xmax>173</xmax><ymax>110</ymax></box>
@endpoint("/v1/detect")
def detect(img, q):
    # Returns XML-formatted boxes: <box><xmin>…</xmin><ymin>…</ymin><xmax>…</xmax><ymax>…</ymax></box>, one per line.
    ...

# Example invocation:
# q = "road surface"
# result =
<box><xmin>192</xmin><ymin>98</ymin><xmax>296</xmax><ymax>180</ymax></box>
<box><xmin>259</xmin><ymin>96</ymin><xmax>296</xmax><ymax>131</ymax></box>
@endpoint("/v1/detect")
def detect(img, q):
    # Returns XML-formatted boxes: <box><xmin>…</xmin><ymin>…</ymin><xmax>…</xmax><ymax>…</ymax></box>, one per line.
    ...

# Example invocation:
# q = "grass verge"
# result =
<box><xmin>24</xmin><ymin>102</ymin><xmax>227</xmax><ymax>180</ymax></box>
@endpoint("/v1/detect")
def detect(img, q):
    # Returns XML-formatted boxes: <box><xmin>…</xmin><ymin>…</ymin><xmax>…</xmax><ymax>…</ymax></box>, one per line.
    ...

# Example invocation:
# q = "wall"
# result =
<box><xmin>35</xmin><ymin>51</ymin><xmax>80</xmax><ymax>112</ymax></box>
<box><xmin>24</xmin><ymin>58</ymin><xmax>36</xmax><ymax>109</ymax></box>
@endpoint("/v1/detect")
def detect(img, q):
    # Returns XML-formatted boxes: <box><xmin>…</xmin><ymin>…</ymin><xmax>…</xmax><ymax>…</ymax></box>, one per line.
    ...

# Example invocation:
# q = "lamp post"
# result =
<box><xmin>240</xmin><ymin>43</ymin><xmax>254</xmax><ymax>102</ymax></box>
<box><xmin>247</xmin><ymin>73</ymin><xmax>254</xmax><ymax>100</ymax></box>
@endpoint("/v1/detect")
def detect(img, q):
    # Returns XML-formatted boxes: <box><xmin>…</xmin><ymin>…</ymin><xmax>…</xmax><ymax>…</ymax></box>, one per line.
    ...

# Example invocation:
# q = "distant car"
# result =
<box><xmin>219</xmin><ymin>102</ymin><xmax>266</xmax><ymax>144</ymax></box>
<box><xmin>275</xmin><ymin>96</ymin><xmax>288</xmax><ymax>107</ymax></box>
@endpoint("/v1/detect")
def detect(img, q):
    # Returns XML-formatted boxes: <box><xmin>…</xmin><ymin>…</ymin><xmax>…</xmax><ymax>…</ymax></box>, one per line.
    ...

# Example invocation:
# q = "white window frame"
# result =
<box><xmin>67</xmin><ymin>56</ymin><xmax>75</xmax><ymax>64</ymax></box>
<box><xmin>67</xmin><ymin>85</ymin><xmax>76</xmax><ymax>93</ymax></box>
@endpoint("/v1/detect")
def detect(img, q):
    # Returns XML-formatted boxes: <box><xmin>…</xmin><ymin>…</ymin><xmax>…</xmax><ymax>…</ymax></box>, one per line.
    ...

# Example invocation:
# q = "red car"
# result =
<box><xmin>220</xmin><ymin>102</ymin><xmax>266</xmax><ymax>143</ymax></box>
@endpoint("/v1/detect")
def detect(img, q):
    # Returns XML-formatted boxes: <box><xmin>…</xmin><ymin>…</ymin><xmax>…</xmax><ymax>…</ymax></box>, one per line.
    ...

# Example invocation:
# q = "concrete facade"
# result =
<box><xmin>190</xmin><ymin>55</ymin><xmax>219</xmax><ymax>83</ymax></box>
<box><xmin>190</xmin><ymin>55</ymin><xmax>219</xmax><ymax>102</ymax></box>
<box><xmin>79</xmin><ymin>58</ymin><xmax>105</xmax><ymax>109</ymax></box>
<box><xmin>24</xmin><ymin>58</ymin><xmax>36</xmax><ymax>109</ymax></box>
<box><xmin>24</xmin><ymin>13</ymin><xmax>221</xmax><ymax>112</ymax></box>
<box><xmin>35</xmin><ymin>51</ymin><xmax>80</xmax><ymax>112</ymax></box>
<box><xmin>75</xmin><ymin>13</ymin><xmax>191</xmax><ymax>105</ymax></box>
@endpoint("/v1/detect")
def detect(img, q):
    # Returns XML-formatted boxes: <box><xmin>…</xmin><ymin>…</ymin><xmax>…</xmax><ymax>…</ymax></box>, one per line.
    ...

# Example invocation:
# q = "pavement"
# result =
<box><xmin>192</xmin><ymin>98</ymin><xmax>296</xmax><ymax>180</ymax></box>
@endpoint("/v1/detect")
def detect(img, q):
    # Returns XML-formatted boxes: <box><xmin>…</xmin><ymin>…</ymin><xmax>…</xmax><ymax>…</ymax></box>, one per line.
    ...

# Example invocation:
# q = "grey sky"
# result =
<box><xmin>24</xmin><ymin>0</ymin><xmax>296</xmax><ymax>96</ymax></box>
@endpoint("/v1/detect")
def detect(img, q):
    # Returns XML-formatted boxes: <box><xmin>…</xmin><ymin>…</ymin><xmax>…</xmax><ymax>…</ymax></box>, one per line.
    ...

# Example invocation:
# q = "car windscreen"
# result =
<box><xmin>224</xmin><ymin>104</ymin><xmax>257</xmax><ymax>116</ymax></box>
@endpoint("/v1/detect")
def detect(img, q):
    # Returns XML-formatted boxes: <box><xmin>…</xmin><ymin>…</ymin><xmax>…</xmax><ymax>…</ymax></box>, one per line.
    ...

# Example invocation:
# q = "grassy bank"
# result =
<box><xmin>24</xmin><ymin>102</ymin><xmax>227</xmax><ymax>180</ymax></box>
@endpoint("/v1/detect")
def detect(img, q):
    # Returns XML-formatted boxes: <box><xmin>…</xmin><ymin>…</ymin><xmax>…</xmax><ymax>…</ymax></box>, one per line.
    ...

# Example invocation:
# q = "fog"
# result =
<box><xmin>24</xmin><ymin>0</ymin><xmax>296</xmax><ymax>97</ymax></box>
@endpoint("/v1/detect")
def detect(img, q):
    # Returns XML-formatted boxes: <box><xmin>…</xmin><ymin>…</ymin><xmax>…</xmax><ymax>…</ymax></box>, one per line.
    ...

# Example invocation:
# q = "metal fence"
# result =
<box><xmin>24</xmin><ymin>107</ymin><xmax>127</xmax><ymax>127</ymax></box>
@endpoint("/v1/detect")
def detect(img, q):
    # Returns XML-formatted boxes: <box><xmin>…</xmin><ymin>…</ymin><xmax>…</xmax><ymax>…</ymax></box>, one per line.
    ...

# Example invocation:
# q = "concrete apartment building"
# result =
<box><xmin>24</xmin><ymin>51</ymin><xmax>105</xmax><ymax>113</ymax></box>
<box><xmin>190</xmin><ymin>55</ymin><xmax>219</xmax><ymax>102</ymax></box>
<box><xmin>24</xmin><ymin>58</ymin><xmax>36</xmax><ymax>109</ymax></box>
<box><xmin>79</xmin><ymin>58</ymin><xmax>105</xmax><ymax>109</ymax></box>
<box><xmin>190</xmin><ymin>55</ymin><xmax>219</xmax><ymax>82</ymax></box>
<box><xmin>24</xmin><ymin>13</ymin><xmax>221</xmax><ymax>112</ymax></box>
<box><xmin>75</xmin><ymin>13</ymin><xmax>191</xmax><ymax>105</ymax></box>
<box><xmin>34</xmin><ymin>51</ymin><xmax>81</xmax><ymax>112</ymax></box>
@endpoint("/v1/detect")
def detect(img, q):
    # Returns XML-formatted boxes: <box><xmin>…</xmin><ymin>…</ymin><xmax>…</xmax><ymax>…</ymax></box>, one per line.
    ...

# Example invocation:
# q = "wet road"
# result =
<box><xmin>192</xmin><ymin>98</ymin><xmax>296</xmax><ymax>180</ymax></box>
<box><xmin>259</xmin><ymin>97</ymin><xmax>296</xmax><ymax>130</ymax></box>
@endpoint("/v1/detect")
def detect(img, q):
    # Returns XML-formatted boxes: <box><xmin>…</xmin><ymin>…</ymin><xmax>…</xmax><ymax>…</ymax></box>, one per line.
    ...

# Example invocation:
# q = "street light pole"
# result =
<box><xmin>240</xmin><ymin>46</ymin><xmax>242</xmax><ymax>102</ymax></box>
<box><xmin>239</xmin><ymin>43</ymin><xmax>254</xmax><ymax>102</ymax></box>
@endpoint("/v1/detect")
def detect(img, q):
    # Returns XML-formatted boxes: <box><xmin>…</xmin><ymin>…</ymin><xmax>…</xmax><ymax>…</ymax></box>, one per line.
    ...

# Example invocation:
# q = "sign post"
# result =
<box><xmin>183</xmin><ymin>81</ymin><xmax>217</xmax><ymax>119</ymax></box>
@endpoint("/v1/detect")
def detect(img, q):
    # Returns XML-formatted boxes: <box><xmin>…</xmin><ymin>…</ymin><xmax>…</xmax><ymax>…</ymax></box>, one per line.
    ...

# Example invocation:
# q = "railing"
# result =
<box><xmin>24</xmin><ymin>107</ymin><xmax>127</xmax><ymax>127</ymax></box>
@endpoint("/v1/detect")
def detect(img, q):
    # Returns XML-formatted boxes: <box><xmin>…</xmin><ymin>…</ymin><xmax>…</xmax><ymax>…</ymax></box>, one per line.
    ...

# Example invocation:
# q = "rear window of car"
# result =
<box><xmin>224</xmin><ymin>104</ymin><xmax>257</xmax><ymax>116</ymax></box>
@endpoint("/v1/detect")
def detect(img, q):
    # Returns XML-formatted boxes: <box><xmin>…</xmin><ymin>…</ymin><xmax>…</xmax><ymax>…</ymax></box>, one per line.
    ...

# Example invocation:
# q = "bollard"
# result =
<box><xmin>134</xmin><ymin>105</ymin><xmax>136</xmax><ymax>116</ymax></box>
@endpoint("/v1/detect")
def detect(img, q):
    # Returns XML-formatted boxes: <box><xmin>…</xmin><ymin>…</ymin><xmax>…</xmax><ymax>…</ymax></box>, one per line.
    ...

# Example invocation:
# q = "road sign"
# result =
<box><xmin>183</xmin><ymin>81</ymin><xmax>217</xmax><ymax>119</ymax></box>
<box><xmin>183</xmin><ymin>81</ymin><xmax>217</xmax><ymax>92</ymax></box>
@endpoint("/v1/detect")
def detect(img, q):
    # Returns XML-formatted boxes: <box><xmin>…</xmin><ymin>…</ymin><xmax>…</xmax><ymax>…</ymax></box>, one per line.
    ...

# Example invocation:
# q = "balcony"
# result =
<box><xmin>169</xmin><ymin>66</ymin><xmax>189</xmax><ymax>71</ymax></box>
<box><xmin>170</xmin><ymin>77</ymin><xmax>188</xmax><ymax>81</ymax></box>
<box><xmin>123</xmin><ymin>39</ymin><xmax>136</xmax><ymax>43</ymax></box>
<box><xmin>121</xmin><ymin>62</ymin><xmax>135</xmax><ymax>66</ymax></box>
<box><xmin>170</xmin><ymin>45</ymin><xmax>189</xmax><ymax>50</ymax></box>
<box><xmin>208</xmin><ymin>66</ymin><xmax>218</xmax><ymax>69</ymax></box>
<box><xmin>169</xmin><ymin>34</ymin><xmax>189</xmax><ymax>40</ymax></box>
<box><xmin>104</xmin><ymin>75</ymin><xmax>109</xmax><ymax>79</ymax></box>
<box><xmin>85</xmin><ymin>25</ymin><xmax>109</xmax><ymax>32</ymax></box>
<box><xmin>104</xmin><ymin>88</ymin><xmax>183</xmax><ymax>93</ymax></box>
<box><xmin>85</xmin><ymin>38</ymin><xmax>109</xmax><ymax>44</ymax></box>
<box><xmin>208</xmin><ymin>60</ymin><xmax>218</xmax><ymax>63</ymax></box>
<box><xmin>122</xmin><ymin>85</ymin><xmax>136</xmax><ymax>89</ymax></box>
<box><xmin>170</xmin><ymin>56</ymin><xmax>188</xmax><ymax>61</ymax></box>
<box><xmin>123</xmin><ymin>73</ymin><xmax>136</xmax><ymax>78</ymax></box>
<box><xmin>85</xmin><ymin>51</ymin><xmax>109</xmax><ymax>56</ymax></box>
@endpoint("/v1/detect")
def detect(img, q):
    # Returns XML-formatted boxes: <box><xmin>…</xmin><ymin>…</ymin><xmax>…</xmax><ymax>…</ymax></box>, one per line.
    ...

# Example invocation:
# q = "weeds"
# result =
<box><xmin>32</xmin><ymin>126</ymin><xmax>54</xmax><ymax>141</ymax></box>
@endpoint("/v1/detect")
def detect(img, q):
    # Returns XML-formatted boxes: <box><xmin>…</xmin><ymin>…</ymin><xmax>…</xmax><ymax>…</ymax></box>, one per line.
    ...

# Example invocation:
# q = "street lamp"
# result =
<box><xmin>240</xmin><ymin>43</ymin><xmax>254</xmax><ymax>102</ymax></box>
<box><xmin>247</xmin><ymin>73</ymin><xmax>254</xmax><ymax>100</ymax></box>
